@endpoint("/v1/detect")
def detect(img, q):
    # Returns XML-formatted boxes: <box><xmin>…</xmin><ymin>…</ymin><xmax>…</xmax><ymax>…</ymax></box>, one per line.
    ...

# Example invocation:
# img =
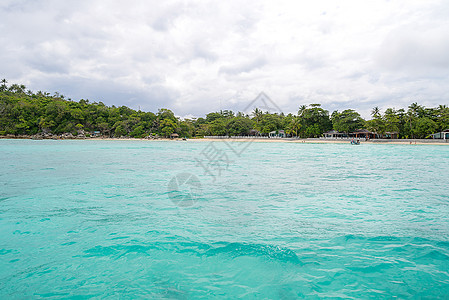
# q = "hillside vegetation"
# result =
<box><xmin>1</xmin><ymin>80</ymin><xmax>448</xmax><ymax>138</ymax></box>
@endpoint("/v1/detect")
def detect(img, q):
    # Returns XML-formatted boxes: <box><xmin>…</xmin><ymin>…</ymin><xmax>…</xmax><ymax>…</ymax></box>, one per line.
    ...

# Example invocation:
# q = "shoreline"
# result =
<box><xmin>194</xmin><ymin>138</ymin><xmax>449</xmax><ymax>145</ymax></box>
<box><xmin>1</xmin><ymin>136</ymin><xmax>448</xmax><ymax>145</ymax></box>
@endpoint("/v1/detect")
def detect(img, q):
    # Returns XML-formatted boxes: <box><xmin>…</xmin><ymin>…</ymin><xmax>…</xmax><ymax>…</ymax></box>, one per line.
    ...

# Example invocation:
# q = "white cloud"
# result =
<box><xmin>1</xmin><ymin>0</ymin><xmax>448</xmax><ymax>118</ymax></box>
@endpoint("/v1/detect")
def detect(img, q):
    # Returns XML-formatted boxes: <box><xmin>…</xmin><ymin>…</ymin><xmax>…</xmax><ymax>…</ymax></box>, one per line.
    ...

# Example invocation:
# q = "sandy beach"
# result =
<box><xmin>88</xmin><ymin>137</ymin><xmax>449</xmax><ymax>145</ymax></box>
<box><xmin>194</xmin><ymin>138</ymin><xmax>449</xmax><ymax>145</ymax></box>
<box><xmin>2</xmin><ymin>135</ymin><xmax>448</xmax><ymax>145</ymax></box>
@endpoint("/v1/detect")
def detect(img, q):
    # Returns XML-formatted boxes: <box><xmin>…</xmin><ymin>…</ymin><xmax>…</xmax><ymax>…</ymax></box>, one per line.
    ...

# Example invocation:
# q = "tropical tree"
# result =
<box><xmin>209</xmin><ymin>118</ymin><xmax>228</xmax><ymax>136</ymax></box>
<box><xmin>413</xmin><ymin>117</ymin><xmax>437</xmax><ymax>138</ymax></box>
<box><xmin>366</xmin><ymin>106</ymin><xmax>385</xmax><ymax>135</ymax></box>
<box><xmin>178</xmin><ymin>119</ymin><xmax>195</xmax><ymax>137</ymax></box>
<box><xmin>408</xmin><ymin>102</ymin><xmax>425</xmax><ymax>118</ymax></box>
<box><xmin>205</xmin><ymin>112</ymin><xmax>223</xmax><ymax>123</ymax></box>
<box><xmin>300</xmin><ymin>104</ymin><xmax>332</xmax><ymax>137</ymax></box>
<box><xmin>0</xmin><ymin>79</ymin><xmax>7</xmax><ymax>92</ymax></box>
<box><xmin>160</xmin><ymin>119</ymin><xmax>177</xmax><ymax>137</ymax></box>
<box><xmin>251</xmin><ymin>108</ymin><xmax>263</xmax><ymax>131</ymax></box>
<box><xmin>298</xmin><ymin>105</ymin><xmax>307</xmax><ymax>117</ymax></box>
<box><xmin>371</xmin><ymin>106</ymin><xmax>380</xmax><ymax>118</ymax></box>
<box><xmin>227</xmin><ymin>116</ymin><xmax>253</xmax><ymax>136</ymax></box>
<box><xmin>259</xmin><ymin>113</ymin><xmax>282</xmax><ymax>135</ymax></box>
<box><xmin>113</xmin><ymin>122</ymin><xmax>128</xmax><ymax>137</ymax></box>
<box><xmin>383</xmin><ymin>108</ymin><xmax>401</xmax><ymax>134</ymax></box>
<box><xmin>286</xmin><ymin>116</ymin><xmax>301</xmax><ymax>137</ymax></box>
<box><xmin>332</xmin><ymin>109</ymin><xmax>364</xmax><ymax>133</ymax></box>
<box><xmin>436</xmin><ymin>105</ymin><xmax>449</xmax><ymax>131</ymax></box>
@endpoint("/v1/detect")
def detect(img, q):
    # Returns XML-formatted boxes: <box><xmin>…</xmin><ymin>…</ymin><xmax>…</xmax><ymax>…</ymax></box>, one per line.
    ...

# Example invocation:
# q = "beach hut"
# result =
<box><xmin>170</xmin><ymin>133</ymin><xmax>179</xmax><ymax>139</ymax></box>
<box><xmin>279</xmin><ymin>130</ymin><xmax>285</xmax><ymax>138</ymax></box>
<box><xmin>431</xmin><ymin>129</ymin><xmax>449</xmax><ymax>140</ymax></box>
<box><xmin>91</xmin><ymin>131</ymin><xmax>101</xmax><ymax>137</ymax></box>
<box><xmin>323</xmin><ymin>130</ymin><xmax>346</xmax><ymax>139</ymax></box>
<box><xmin>384</xmin><ymin>131</ymin><xmax>399</xmax><ymax>139</ymax></box>
<box><xmin>269</xmin><ymin>130</ymin><xmax>285</xmax><ymax>138</ymax></box>
<box><xmin>249</xmin><ymin>129</ymin><xmax>260</xmax><ymax>136</ymax></box>
<box><xmin>350</xmin><ymin>129</ymin><xmax>377</xmax><ymax>139</ymax></box>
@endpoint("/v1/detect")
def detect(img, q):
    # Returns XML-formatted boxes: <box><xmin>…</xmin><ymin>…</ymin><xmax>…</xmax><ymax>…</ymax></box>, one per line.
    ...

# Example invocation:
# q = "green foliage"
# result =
<box><xmin>365</xmin><ymin>107</ymin><xmax>385</xmax><ymax>134</ymax></box>
<box><xmin>227</xmin><ymin>116</ymin><xmax>253</xmax><ymax>136</ymax></box>
<box><xmin>1</xmin><ymin>80</ymin><xmax>447</xmax><ymax>140</ymax></box>
<box><xmin>331</xmin><ymin>109</ymin><xmax>364</xmax><ymax>133</ymax></box>
<box><xmin>209</xmin><ymin>118</ymin><xmax>228</xmax><ymax>136</ymax></box>
<box><xmin>178</xmin><ymin>119</ymin><xmax>195</xmax><ymax>138</ymax></box>
<box><xmin>160</xmin><ymin>119</ymin><xmax>177</xmax><ymax>137</ymax></box>
<box><xmin>113</xmin><ymin>123</ymin><xmax>128</xmax><ymax>137</ymax></box>
<box><xmin>383</xmin><ymin>108</ymin><xmax>401</xmax><ymax>133</ymax></box>
<box><xmin>299</xmin><ymin>104</ymin><xmax>332</xmax><ymax>137</ymax></box>
<box><xmin>258</xmin><ymin>113</ymin><xmax>282</xmax><ymax>134</ymax></box>
<box><xmin>130</xmin><ymin>125</ymin><xmax>145</xmax><ymax>138</ymax></box>
<box><xmin>413</xmin><ymin>117</ymin><xmax>437</xmax><ymax>138</ymax></box>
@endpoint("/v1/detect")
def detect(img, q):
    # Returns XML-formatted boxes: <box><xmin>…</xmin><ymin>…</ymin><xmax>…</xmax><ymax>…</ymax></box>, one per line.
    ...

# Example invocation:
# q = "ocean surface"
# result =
<box><xmin>1</xmin><ymin>139</ymin><xmax>449</xmax><ymax>299</ymax></box>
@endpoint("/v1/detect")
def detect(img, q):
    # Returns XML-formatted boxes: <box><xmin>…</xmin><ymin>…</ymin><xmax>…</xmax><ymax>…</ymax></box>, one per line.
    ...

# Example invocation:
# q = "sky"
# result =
<box><xmin>1</xmin><ymin>0</ymin><xmax>449</xmax><ymax>119</ymax></box>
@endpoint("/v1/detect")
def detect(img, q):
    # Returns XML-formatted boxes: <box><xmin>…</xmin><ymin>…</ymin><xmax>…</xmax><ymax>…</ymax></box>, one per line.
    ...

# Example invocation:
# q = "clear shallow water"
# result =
<box><xmin>1</xmin><ymin>139</ymin><xmax>449</xmax><ymax>299</ymax></box>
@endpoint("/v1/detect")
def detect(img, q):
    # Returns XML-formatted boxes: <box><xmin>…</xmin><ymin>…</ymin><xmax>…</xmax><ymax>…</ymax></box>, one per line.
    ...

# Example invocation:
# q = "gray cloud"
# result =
<box><xmin>29</xmin><ymin>75</ymin><xmax>177</xmax><ymax>112</ymax></box>
<box><xmin>220</xmin><ymin>57</ymin><xmax>267</xmax><ymax>75</ymax></box>
<box><xmin>377</xmin><ymin>27</ymin><xmax>449</xmax><ymax>72</ymax></box>
<box><xmin>1</xmin><ymin>0</ymin><xmax>449</xmax><ymax>119</ymax></box>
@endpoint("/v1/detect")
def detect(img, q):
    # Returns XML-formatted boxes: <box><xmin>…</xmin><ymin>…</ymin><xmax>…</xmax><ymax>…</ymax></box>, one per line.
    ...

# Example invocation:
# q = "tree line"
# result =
<box><xmin>1</xmin><ymin>80</ymin><xmax>448</xmax><ymax>139</ymax></box>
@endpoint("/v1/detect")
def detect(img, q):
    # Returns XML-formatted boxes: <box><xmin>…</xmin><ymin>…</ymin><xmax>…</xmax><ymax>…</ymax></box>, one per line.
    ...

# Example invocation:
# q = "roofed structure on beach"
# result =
<box><xmin>269</xmin><ymin>130</ymin><xmax>285</xmax><ymax>138</ymax></box>
<box><xmin>384</xmin><ymin>131</ymin><xmax>399</xmax><ymax>139</ymax></box>
<box><xmin>350</xmin><ymin>129</ymin><xmax>378</xmax><ymax>139</ymax></box>
<box><xmin>431</xmin><ymin>129</ymin><xmax>449</xmax><ymax>140</ymax></box>
<box><xmin>91</xmin><ymin>131</ymin><xmax>101</xmax><ymax>137</ymax></box>
<box><xmin>249</xmin><ymin>129</ymin><xmax>260</xmax><ymax>136</ymax></box>
<box><xmin>170</xmin><ymin>133</ymin><xmax>179</xmax><ymax>139</ymax></box>
<box><xmin>323</xmin><ymin>130</ymin><xmax>346</xmax><ymax>138</ymax></box>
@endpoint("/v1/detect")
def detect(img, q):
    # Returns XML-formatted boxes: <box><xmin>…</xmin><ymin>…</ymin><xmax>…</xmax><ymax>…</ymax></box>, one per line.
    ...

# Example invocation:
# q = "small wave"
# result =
<box><xmin>368</xmin><ymin>236</ymin><xmax>402</xmax><ymax>242</ymax></box>
<box><xmin>392</xmin><ymin>188</ymin><xmax>420</xmax><ymax>192</ymax></box>
<box><xmin>348</xmin><ymin>262</ymin><xmax>393</xmax><ymax>273</ymax></box>
<box><xmin>81</xmin><ymin>240</ymin><xmax>301</xmax><ymax>264</ymax></box>
<box><xmin>0</xmin><ymin>249</ymin><xmax>13</xmax><ymax>255</ymax></box>
<box><xmin>418</xmin><ymin>249</ymin><xmax>449</xmax><ymax>260</ymax></box>
<box><xmin>83</xmin><ymin>244</ymin><xmax>155</xmax><ymax>257</ymax></box>
<box><xmin>206</xmin><ymin>242</ymin><xmax>301</xmax><ymax>264</ymax></box>
<box><xmin>437</xmin><ymin>241</ymin><xmax>449</xmax><ymax>248</ymax></box>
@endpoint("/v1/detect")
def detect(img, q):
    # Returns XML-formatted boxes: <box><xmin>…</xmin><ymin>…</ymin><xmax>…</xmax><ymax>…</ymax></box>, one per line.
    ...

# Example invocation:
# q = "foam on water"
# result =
<box><xmin>1</xmin><ymin>139</ymin><xmax>449</xmax><ymax>298</ymax></box>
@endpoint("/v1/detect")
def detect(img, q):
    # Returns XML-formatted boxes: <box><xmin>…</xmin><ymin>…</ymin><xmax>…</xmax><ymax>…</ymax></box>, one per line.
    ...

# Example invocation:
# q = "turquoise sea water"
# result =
<box><xmin>1</xmin><ymin>139</ymin><xmax>449</xmax><ymax>299</ymax></box>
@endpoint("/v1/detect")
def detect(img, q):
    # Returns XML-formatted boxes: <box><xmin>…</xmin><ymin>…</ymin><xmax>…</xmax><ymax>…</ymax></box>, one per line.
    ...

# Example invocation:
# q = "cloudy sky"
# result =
<box><xmin>1</xmin><ymin>0</ymin><xmax>449</xmax><ymax>118</ymax></box>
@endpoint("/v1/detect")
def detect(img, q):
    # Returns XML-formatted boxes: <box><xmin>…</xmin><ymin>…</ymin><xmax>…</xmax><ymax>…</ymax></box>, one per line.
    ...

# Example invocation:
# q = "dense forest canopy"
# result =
<box><xmin>1</xmin><ymin>80</ymin><xmax>448</xmax><ymax>138</ymax></box>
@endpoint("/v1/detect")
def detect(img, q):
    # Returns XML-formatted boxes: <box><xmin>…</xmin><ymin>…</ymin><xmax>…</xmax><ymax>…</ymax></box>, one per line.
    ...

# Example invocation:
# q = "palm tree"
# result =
<box><xmin>0</xmin><ymin>79</ymin><xmax>7</xmax><ymax>92</ymax></box>
<box><xmin>408</xmin><ymin>102</ymin><xmax>423</xmax><ymax>118</ymax></box>
<box><xmin>252</xmin><ymin>108</ymin><xmax>263</xmax><ymax>130</ymax></box>
<box><xmin>371</xmin><ymin>106</ymin><xmax>380</xmax><ymax>118</ymax></box>
<box><xmin>438</xmin><ymin>105</ymin><xmax>448</xmax><ymax>117</ymax></box>
<box><xmin>298</xmin><ymin>105</ymin><xmax>307</xmax><ymax>117</ymax></box>
<box><xmin>252</xmin><ymin>107</ymin><xmax>262</xmax><ymax>118</ymax></box>
<box><xmin>289</xmin><ymin>117</ymin><xmax>301</xmax><ymax>137</ymax></box>
<box><xmin>405</xmin><ymin>111</ymin><xmax>415</xmax><ymax>138</ymax></box>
